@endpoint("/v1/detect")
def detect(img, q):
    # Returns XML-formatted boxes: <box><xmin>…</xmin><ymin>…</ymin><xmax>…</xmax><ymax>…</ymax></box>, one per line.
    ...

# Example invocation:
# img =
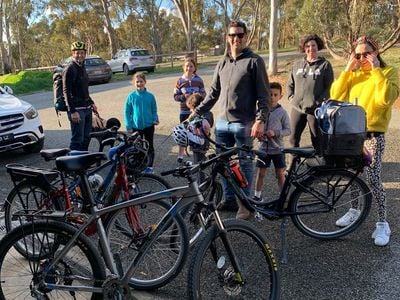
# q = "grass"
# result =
<box><xmin>1</xmin><ymin>47</ymin><xmax>399</xmax><ymax>96</ymax></box>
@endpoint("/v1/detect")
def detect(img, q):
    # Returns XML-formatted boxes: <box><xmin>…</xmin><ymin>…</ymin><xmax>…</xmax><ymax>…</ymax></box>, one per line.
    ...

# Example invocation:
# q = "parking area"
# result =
<box><xmin>1</xmin><ymin>71</ymin><xmax>400</xmax><ymax>299</ymax></box>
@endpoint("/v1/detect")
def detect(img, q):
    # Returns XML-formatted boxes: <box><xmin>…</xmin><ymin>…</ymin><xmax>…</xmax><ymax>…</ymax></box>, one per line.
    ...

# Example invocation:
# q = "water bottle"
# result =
<box><xmin>229</xmin><ymin>160</ymin><xmax>248</xmax><ymax>188</ymax></box>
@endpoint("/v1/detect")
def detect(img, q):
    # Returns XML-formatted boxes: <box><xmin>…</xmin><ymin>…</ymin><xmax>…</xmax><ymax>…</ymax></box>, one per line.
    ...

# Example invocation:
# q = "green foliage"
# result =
<box><xmin>0</xmin><ymin>71</ymin><xmax>52</xmax><ymax>95</ymax></box>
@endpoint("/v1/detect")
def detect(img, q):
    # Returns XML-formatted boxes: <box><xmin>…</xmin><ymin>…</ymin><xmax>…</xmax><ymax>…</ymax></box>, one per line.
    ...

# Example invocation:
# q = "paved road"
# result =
<box><xmin>1</xmin><ymin>66</ymin><xmax>400</xmax><ymax>299</ymax></box>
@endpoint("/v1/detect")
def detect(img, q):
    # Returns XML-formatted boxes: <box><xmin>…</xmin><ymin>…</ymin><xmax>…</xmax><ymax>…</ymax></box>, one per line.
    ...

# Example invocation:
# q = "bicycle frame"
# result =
<box><xmin>18</xmin><ymin>166</ymin><xmax>204</xmax><ymax>294</ymax></box>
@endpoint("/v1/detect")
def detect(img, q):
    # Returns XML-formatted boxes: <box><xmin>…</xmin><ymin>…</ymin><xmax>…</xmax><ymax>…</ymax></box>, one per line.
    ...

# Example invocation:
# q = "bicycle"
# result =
<box><xmin>0</xmin><ymin>148</ymin><xmax>280</xmax><ymax>299</ymax></box>
<box><xmin>4</xmin><ymin>132</ymin><xmax>172</xmax><ymax>265</ymax></box>
<box><xmin>194</xmin><ymin>134</ymin><xmax>372</xmax><ymax>263</ymax></box>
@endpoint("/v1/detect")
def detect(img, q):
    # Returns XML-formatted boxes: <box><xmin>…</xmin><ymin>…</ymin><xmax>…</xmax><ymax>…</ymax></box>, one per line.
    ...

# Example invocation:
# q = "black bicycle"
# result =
<box><xmin>193</xmin><ymin>133</ymin><xmax>372</xmax><ymax>262</ymax></box>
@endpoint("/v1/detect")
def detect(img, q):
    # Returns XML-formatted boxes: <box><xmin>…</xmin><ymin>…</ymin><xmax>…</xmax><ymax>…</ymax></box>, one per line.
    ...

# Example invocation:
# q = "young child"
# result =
<box><xmin>186</xmin><ymin>93</ymin><xmax>212</xmax><ymax>165</ymax></box>
<box><xmin>124</xmin><ymin>72</ymin><xmax>159</xmax><ymax>173</ymax></box>
<box><xmin>254</xmin><ymin>82</ymin><xmax>291</xmax><ymax>200</ymax></box>
<box><xmin>173</xmin><ymin>57</ymin><xmax>206</xmax><ymax>164</ymax></box>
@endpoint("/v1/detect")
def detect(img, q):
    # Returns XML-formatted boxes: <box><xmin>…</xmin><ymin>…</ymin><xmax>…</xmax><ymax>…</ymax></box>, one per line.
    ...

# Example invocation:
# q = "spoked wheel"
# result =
<box><xmin>4</xmin><ymin>180</ymin><xmax>64</xmax><ymax>258</ymax></box>
<box><xmin>0</xmin><ymin>221</ymin><xmax>106</xmax><ymax>299</ymax></box>
<box><xmin>105</xmin><ymin>200</ymin><xmax>189</xmax><ymax>290</ymax></box>
<box><xmin>188</xmin><ymin>219</ymin><xmax>280</xmax><ymax>299</ymax></box>
<box><xmin>290</xmin><ymin>169</ymin><xmax>372</xmax><ymax>239</ymax></box>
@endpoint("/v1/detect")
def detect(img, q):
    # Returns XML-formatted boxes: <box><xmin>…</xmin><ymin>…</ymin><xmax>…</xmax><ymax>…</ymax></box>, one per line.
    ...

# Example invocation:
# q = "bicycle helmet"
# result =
<box><xmin>71</xmin><ymin>41</ymin><xmax>86</xmax><ymax>51</ymax></box>
<box><xmin>172</xmin><ymin>124</ymin><xmax>188</xmax><ymax>147</ymax></box>
<box><xmin>125</xmin><ymin>140</ymin><xmax>149</xmax><ymax>175</ymax></box>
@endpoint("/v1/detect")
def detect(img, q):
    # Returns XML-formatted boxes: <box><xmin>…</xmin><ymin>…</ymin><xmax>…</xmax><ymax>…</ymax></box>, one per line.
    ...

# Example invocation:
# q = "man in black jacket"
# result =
<box><xmin>63</xmin><ymin>41</ymin><xmax>98</xmax><ymax>151</ymax></box>
<box><xmin>194</xmin><ymin>21</ymin><xmax>270</xmax><ymax>219</ymax></box>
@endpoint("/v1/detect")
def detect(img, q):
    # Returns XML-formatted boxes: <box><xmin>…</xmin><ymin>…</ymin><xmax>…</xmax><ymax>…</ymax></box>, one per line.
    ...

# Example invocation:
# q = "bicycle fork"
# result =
<box><xmin>211</xmin><ymin>211</ymin><xmax>245</xmax><ymax>287</ymax></box>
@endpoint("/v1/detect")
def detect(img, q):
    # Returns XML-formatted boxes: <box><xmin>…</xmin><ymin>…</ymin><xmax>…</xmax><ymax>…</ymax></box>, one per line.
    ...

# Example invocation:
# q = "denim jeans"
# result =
<box><xmin>68</xmin><ymin>108</ymin><xmax>93</xmax><ymax>151</ymax></box>
<box><xmin>215</xmin><ymin>119</ymin><xmax>254</xmax><ymax>200</ymax></box>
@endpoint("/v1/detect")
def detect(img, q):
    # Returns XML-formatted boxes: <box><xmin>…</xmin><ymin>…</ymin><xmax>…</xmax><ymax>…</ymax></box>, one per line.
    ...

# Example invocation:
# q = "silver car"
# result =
<box><xmin>60</xmin><ymin>55</ymin><xmax>112</xmax><ymax>84</ymax></box>
<box><xmin>107</xmin><ymin>48</ymin><xmax>156</xmax><ymax>75</ymax></box>
<box><xmin>0</xmin><ymin>86</ymin><xmax>45</xmax><ymax>153</ymax></box>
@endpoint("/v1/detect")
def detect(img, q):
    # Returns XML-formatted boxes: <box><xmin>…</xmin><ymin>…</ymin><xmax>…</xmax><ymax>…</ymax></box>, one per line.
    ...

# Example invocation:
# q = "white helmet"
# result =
<box><xmin>173</xmin><ymin>124</ymin><xmax>188</xmax><ymax>146</ymax></box>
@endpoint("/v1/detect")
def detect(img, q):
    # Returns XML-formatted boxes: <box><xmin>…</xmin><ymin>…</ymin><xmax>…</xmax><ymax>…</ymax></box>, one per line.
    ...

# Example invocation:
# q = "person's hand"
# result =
<box><xmin>71</xmin><ymin>112</ymin><xmax>80</xmax><ymax>123</ymax></box>
<box><xmin>92</xmin><ymin>104</ymin><xmax>98</xmax><ymax>113</ymax></box>
<box><xmin>366</xmin><ymin>52</ymin><xmax>380</xmax><ymax>69</ymax></box>
<box><xmin>345</xmin><ymin>52</ymin><xmax>359</xmax><ymax>72</ymax></box>
<box><xmin>266</xmin><ymin>129</ymin><xmax>275</xmax><ymax>138</ymax></box>
<box><xmin>188</xmin><ymin>111</ymin><xmax>199</xmax><ymax>121</ymax></box>
<box><xmin>251</xmin><ymin>120</ymin><xmax>264</xmax><ymax>138</ymax></box>
<box><xmin>154</xmin><ymin>120</ymin><xmax>160</xmax><ymax>125</ymax></box>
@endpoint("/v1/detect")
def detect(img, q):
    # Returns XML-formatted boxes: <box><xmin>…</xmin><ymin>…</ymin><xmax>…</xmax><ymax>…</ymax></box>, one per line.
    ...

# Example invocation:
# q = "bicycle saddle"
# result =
<box><xmin>55</xmin><ymin>152</ymin><xmax>107</xmax><ymax>173</ymax></box>
<box><xmin>40</xmin><ymin>148</ymin><xmax>71</xmax><ymax>161</ymax></box>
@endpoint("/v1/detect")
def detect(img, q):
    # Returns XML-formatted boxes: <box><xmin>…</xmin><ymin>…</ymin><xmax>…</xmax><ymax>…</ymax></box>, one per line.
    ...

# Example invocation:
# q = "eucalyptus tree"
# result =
<box><xmin>297</xmin><ymin>0</ymin><xmax>400</xmax><ymax>59</ymax></box>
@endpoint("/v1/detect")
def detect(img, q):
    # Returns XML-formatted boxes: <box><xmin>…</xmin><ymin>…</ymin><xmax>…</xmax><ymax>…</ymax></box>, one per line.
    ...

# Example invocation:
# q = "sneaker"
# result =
<box><xmin>143</xmin><ymin>167</ymin><xmax>154</xmax><ymax>174</ymax></box>
<box><xmin>372</xmin><ymin>222</ymin><xmax>391</xmax><ymax>247</ymax></box>
<box><xmin>218</xmin><ymin>199</ymin><xmax>238</xmax><ymax>212</ymax></box>
<box><xmin>253</xmin><ymin>196</ymin><xmax>261</xmax><ymax>201</ymax></box>
<box><xmin>335</xmin><ymin>208</ymin><xmax>361</xmax><ymax>227</ymax></box>
<box><xmin>236</xmin><ymin>207</ymin><xmax>252</xmax><ymax>220</ymax></box>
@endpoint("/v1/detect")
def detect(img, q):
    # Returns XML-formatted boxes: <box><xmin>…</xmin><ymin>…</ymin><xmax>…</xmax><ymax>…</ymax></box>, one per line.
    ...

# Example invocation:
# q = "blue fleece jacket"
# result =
<box><xmin>124</xmin><ymin>88</ymin><xmax>159</xmax><ymax>130</ymax></box>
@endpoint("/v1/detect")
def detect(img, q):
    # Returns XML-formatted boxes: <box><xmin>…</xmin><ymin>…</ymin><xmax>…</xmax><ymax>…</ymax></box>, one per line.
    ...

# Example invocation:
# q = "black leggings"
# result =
<box><xmin>132</xmin><ymin>125</ymin><xmax>155</xmax><ymax>167</ymax></box>
<box><xmin>289</xmin><ymin>108</ymin><xmax>320</xmax><ymax>153</ymax></box>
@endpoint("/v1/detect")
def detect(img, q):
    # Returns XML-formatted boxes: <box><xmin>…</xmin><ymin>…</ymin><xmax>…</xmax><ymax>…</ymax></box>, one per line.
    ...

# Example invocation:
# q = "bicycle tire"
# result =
<box><xmin>105</xmin><ymin>199</ymin><xmax>189</xmax><ymax>290</ymax></box>
<box><xmin>4</xmin><ymin>180</ymin><xmax>64</xmax><ymax>257</ymax></box>
<box><xmin>290</xmin><ymin>169</ymin><xmax>372</xmax><ymax>239</ymax></box>
<box><xmin>0</xmin><ymin>220</ymin><xmax>106</xmax><ymax>299</ymax></box>
<box><xmin>188</xmin><ymin>219</ymin><xmax>280</xmax><ymax>299</ymax></box>
<box><xmin>129</xmin><ymin>173</ymin><xmax>172</xmax><ymax>197</ymax></box>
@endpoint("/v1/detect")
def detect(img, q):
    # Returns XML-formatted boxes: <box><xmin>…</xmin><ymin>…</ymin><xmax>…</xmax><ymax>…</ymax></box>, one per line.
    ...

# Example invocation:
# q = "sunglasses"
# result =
<box><xmin>228</xmin><ymin>33</ymin><xmax>245</xmax><ymax>39</ymax></box>
<box><xmin>355</xmin><ymin>52</ymin><xmax>371</xmax><ymax>60</ymax></box>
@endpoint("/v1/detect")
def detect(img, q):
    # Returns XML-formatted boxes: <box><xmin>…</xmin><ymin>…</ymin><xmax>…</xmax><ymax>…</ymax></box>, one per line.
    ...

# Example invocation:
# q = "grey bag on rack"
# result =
<box><xmin>316</xmin><ymin>100</ymin><xmax>366</xmax><ymax>156</ymax></box>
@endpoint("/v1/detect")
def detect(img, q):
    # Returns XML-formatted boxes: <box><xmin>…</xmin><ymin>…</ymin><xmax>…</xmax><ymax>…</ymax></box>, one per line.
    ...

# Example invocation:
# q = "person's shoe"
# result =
<box><xmin>236</xmin><ymin>201</ymin><xmax>252</xmax><ymax>220</ymax></box>
<box><xmin>335</xmin><ymin>208</ymin><xmax>361</xmax><ymax>227</ymax></box>
<box><xmin>218</xmin><ymin>199</ymin><xmax>238</xmax><ymax>212</ymax></box>
<box><xmin>372</xmin><ymin>222</ymin><xmax>391</xmax><ymax>247</ymax></box>
<box><xmin>143</xmin><ymin>167</ymin><xmax>154</xmax><ymax>174</ymax></box>
<box><xmin>253</xmin><ymin>195</ymin><xmax>261</xmax><ymax>201</ymax></box>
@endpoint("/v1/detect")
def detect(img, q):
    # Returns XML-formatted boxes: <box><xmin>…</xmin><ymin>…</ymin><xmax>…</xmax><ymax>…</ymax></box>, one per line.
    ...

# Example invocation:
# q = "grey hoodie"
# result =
<box><xmin>196</xmin><ymin>48</ymin><xmax>270</xmax><ymax>123</ymax></box>
<box><xmin>287</xmin><ymin>56</ymin><xmax>334</xmax><ymax>114</ymax></box>
<box><xmin>259</xmin><ymin>104</ymin><xmax>291</xmax><ymax>154</ymax></box>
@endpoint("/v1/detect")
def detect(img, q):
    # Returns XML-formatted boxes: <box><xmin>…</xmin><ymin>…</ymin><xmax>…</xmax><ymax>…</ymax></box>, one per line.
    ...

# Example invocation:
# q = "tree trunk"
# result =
<box><xmin>100</xmin><ymin>0</ymin><xmax>118</xmax><ymax>57</ymax></box>
<box><xmin>172</xmin><ymin>0</ymin><xmax>193</xmax><ymax>51</ymax></box>
<box><xmin>268</xmin><ymin>0</ymin><xmax>278</xmax><ymax>75</ymax></box>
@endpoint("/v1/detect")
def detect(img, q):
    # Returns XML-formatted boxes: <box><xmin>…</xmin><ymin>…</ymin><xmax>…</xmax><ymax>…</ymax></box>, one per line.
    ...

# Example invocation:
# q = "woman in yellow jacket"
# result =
<box><xmin>331</xmin><ymin>36</ymin><xmax>399</xmax><ymax>247</ymax></box>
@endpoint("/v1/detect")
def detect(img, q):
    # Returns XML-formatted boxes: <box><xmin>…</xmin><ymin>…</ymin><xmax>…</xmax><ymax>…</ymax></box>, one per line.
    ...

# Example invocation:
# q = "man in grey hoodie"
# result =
<box><xmin>194</xmin><ymin>20</ymin><xmax>270</xmax><ymax>219</ymax></box>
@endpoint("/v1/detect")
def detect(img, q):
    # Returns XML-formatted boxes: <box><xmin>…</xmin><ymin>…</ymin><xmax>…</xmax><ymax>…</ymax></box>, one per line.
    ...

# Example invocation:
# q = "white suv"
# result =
<box><xmin>107</xmin><ymin>48</ymin><xmax>156</xmax><ymax>75</ymax></box>
<box><xmin>0</xmin><ymin>85</ymin><xmax>45</xmax><ymax>153</ymax></box>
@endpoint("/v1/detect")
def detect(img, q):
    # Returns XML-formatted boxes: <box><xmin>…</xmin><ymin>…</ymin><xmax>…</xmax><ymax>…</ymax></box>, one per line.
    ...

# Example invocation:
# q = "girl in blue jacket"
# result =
<box><xmin>124</xmin><ymin>72</ymin><xmax>159</xmax><ymax>173</ymax></box>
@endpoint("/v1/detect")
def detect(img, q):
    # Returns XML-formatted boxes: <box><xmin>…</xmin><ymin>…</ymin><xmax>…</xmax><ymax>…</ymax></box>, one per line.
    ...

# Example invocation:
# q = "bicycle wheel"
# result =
<box><xmin>0</xmin><ymin>220</ymin><xmax>106</xmax><ymax>299</ymax></box>
<box><xmin>4</xmin><ymin>180</ymin><xmax>64</xmax><ymax>232</ymax></box>
<box><xmin>129</xmin><ymin>173</ymin><xmax>171</xmax><ymax>195</ymax></box>
<box><xmin>4</xmin><ymin>180</ymin><xmax>64</xmax><ymax>257</ymax></box>
<box><xmin>290</xmin><ymin>169</ymin><xmax>372</xmax><ymax>239</ymax></box>
<box><xmin>188</xmin><ymin>219</ymin><xmax>280</xmax><ymax>299</ymax></box>
<box><xmin>105</xmin><ymin>199</ymin><xmax>189</xmax><ymax>290</ymax></box>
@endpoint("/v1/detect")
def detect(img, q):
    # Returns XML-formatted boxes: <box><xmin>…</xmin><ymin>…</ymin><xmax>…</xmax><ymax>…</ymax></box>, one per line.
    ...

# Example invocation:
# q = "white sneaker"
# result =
<box><xmin>372</xmin><ymin>222</ymin><xmax>391</xmax><ymax>247</ymax></box>
<box><xmin>335</xmin><ymin>208</ymin><xmax>361</xmax><ymax>227</ymax></box>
